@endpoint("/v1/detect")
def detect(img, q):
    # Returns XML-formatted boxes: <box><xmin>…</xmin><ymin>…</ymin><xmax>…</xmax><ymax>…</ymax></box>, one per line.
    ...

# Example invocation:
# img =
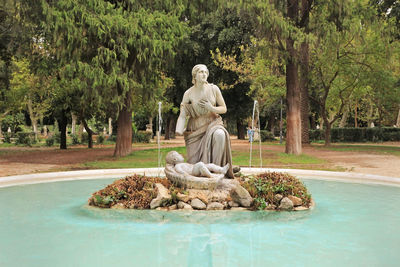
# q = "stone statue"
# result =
<box><xmin>176</xmin><ymin>64</ymin><xmax>234</xmax><ymax>178</ymax></box>
<box><xmin>166</xmin><ymin>151</ymin><xmax>230</xmax><ymax>178</ymax></box>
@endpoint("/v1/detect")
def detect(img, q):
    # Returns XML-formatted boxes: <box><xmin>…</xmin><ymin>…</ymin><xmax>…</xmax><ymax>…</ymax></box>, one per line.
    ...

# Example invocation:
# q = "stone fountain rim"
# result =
<box><xmin>0</xmin><ymin>167</ymin><xmax>399</xmax><ymax>188</ymax></box>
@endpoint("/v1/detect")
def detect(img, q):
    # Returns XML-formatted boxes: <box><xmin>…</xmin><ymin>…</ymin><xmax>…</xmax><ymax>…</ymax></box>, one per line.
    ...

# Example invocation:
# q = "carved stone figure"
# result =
<box><xmin>166</xmin><ymin>151</ymin><xmax>230</xmax><ymax>178</ymax></box>
<box><xmin>176</xmin><ymin>64</ymin><xmax>234</xmax><ymax>178</ymax></box>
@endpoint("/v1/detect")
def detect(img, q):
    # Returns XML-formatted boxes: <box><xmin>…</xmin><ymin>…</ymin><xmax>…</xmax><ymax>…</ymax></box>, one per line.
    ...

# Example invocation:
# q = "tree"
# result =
<box><xmin>309</xmin><ymin>0</ymin><xmax>400</xmax><ymax>144</ymax></box>
<box><xmin>240</xmin><ymin>0</ymin><xmax>314</xmax><ymax>154</ymax></box>
<box><xmin>9</xmin><ymin>57</ymin><xmax>51</xmax><ymax>139</ymax></box>
<box><xmin>42</xmin><ymin>0</ymin><xmax>187</xmax><ymax>156</ymax></box>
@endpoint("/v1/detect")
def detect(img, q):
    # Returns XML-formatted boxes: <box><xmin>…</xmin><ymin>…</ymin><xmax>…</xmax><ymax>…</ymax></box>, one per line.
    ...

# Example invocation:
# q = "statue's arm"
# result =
<box><xmin>198</xmin><ymin>85</ymin><xmax>227</xmax><ymax>114</ymax></box>
<box><xmin>212</xmin><ymin>85</ymin><xmax>227</xmax><ymax>114</ymax></box>
<box><xmin>176</xmin><ymin>92</ymin><xmax>189</xmax><ymax>135</ymax></box>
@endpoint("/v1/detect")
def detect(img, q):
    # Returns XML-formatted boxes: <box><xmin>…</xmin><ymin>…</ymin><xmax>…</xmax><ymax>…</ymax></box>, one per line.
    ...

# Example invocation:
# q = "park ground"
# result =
<box><xmin>0</xmin><ymin>136</ymin><xmax>400</xmax><ymax>178</ymax></box>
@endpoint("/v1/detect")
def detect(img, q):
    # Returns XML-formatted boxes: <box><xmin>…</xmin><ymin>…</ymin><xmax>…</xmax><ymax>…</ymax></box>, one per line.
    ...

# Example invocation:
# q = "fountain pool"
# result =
<box><xmin>1</xmin><ymin>171</ymin><xmax>400</xmax><ymax>266</ymax></box>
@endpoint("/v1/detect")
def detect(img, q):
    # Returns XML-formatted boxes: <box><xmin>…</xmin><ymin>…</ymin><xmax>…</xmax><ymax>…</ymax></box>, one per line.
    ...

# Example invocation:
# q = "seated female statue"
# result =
<box><xmin>176</xmin><ymin>64</ymin><xmax>234</xmax><ymax>178</ymax></box>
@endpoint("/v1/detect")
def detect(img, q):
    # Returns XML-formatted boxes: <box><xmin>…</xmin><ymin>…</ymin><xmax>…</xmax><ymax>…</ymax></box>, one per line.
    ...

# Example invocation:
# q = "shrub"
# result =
<box><xmin>260</xmin><ymin>130</ymin><xmax>275</xmax><ymax>142</ymax></box>
<box><xmin>309</xmin><ymin>127</ymin><xmax>400</xmax><ymax>143</ymax></box>
<box><xmin>132</xmin><ymin>130</ymin><xmax>152</xmax><ymax>143</ymax></box>
<box><xmin>15</xmin><ymin>132</ymin><xmax>33</xmax><ymax>146</ymax></box>
<box><xmin>3</xmin><ymin>133</ymin><xmax>11</xmax><ymax>143</ymax></box>
<box><xmin>97</xmin><ymin>134</ymin><xmax>105</xmax><ymax>144</ymax></box>
<box><xmin>240</xmin><ymin>172</ymin><xmax>312</xmax><ymax>210</ymax></box>
<box><xmin>108</xmin><ymin>135</ymin><xmax>117</xmax><ymax>142</ymax></box>
<box><xmin>71</xmin><ymin>134</ymin><xmax>80</xmax><ymax>145</ymax></box>
<box><xmin>53</xmin><ymin>132</ymin><xmax>61</xmax><ymax>144</ymax></box>
<box><xmin>45</xmin><ymin>137</ymin><xmax>54</xmax><ymax>147</ymax></box>
<box><xmin>81</xmin><ymin>132</ymin><xmax>89</xmax><ymax>144</ymax></box>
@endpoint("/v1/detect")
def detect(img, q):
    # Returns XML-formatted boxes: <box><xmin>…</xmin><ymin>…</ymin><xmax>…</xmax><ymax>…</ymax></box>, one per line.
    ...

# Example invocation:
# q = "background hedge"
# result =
<box><xmin>309</xmin><ymin>127</ymin><xmax>400</xmax><ymax>142</ymax></box>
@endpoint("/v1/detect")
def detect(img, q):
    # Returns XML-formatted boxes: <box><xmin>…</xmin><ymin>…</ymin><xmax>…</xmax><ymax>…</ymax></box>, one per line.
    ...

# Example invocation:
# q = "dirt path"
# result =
<box><xmin>1</xmin><ymin>137</ymin><xmax>399</xmax><ymax>178</ymax></box>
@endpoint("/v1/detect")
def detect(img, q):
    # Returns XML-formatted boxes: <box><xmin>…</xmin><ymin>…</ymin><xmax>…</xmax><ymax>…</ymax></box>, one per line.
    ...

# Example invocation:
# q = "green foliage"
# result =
<box><xmin>241</xmin><ymin>172</ymin><xmax>311</xmax><ymax>211</ymax></box>
<box><xmin>2</xmin><ymin>133</ymin><xmax>11</xmax><ymax>143</ymax></box>
<box><xmin>1</xmin><ymin>113</ymin><xmax>25</xmax><ymax>133</ymax></box>
<box><xmin>81</xmin><ymin>133</ymin><xmax>89</xmax><ymax>144</ymax></box>
<box><xmin>89</xmin><ymin>174</ymin><xmax>171</xmax><ymax>209</ymax></box>
<box><xmin>310</xmin><ymin>127</ymin><xmax>400</xmax><ymax>142</ymax></box>
<box><xmin>71</xmin><ymin>134</ymin><xmax>80</xmax><ymax>145</ymax></box>
<box><xmin>132</xmin><ymin>131</ymin><xmax>152</xmax><ymax>143</ymax></box>
<box><xmin>15</xmin><ymin>132</ymin><xmax>34</xmax><ymax>146</ymax></box>
<box><xmin>53</xmin><ymin>132</ymin><xmax>60</xmax><ymax>144</ymax></box>
<box><xmin>97</xmin><ymin>134</ymin><xmax>105</xmax><ymax>145</ymax></box>
<box><xmin>260</xmin><ymin>130</ymin><xmax>275</xmax><ymax>141</ymax></box>
<box><xmin>45</xmin><ymin>137</ymin><xmax>54</xmax><ymax>147</ymax></box>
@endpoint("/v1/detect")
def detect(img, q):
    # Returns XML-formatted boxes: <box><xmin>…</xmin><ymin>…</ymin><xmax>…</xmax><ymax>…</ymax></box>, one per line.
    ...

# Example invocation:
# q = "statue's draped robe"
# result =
<box><xmin>182</xmin><ymin>84</ymin><xmax>234</xmax><ymax>178</ymax></box>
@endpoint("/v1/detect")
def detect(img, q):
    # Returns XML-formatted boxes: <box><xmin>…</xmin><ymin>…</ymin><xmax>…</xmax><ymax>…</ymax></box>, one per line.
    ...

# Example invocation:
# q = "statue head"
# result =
<box><xmin>166</xmin><ymin>151</ymin><xmax>185</xmax><ymax>165</ymax></box>
<box><xmin>192</xmin><ymin>64</ymin><xmax>209</xmax><ymax>85</ymax></box>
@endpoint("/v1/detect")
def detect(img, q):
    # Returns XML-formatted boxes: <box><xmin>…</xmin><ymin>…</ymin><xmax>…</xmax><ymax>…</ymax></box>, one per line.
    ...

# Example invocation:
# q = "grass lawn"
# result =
<box><xmin>312</xmin><ymin>143</ymin><xmax>400</xmax><ymax>156</ymax></box>
<box><xmin>82</xmin><ymin>145</ymin><xmax>332</xmax><ymax>171</ymax></box>
<box><xmin>82</xmin><ymin>146</ymin><xmax>187</xmax><ymax>169</ymax></box>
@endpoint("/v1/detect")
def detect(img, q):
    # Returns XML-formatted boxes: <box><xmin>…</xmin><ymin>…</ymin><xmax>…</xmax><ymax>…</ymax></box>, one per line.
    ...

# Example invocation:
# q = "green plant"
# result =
<box><xmin>45</xmin><ymin>137</ymin><xmax>54</xmax><ymax>147</ymax></box>
<box><xmin>94</xmin><ymin>195</ymin><xmax>115</xmax><ymax>206</ymax></box>
<box><xmin>70</xmin><ymin>134</ymin><xmax>79</xmax><ymax>145</ymax></box>
<box><xmin>97</xmin><ymin>134</ymin><xmax>105</xmax><ymax>144</ymax></box>
<box><xmin>260</xmin><ymin>130</ymin><xmax>275</xmax><ymax>141</ymax></box>
<box><xmin>53</xmin><ymin>132</ymin><xmax>61</xmax><ymax>144</ymax></box>
<box><xmin>81</xmin><ymin>132</ymin><xmax>89</xmax><ymax>144</ymax></box>
<box><xmin>132</xmin><ymin>130</ymin><xmax>152</xmax><ymax>143</ymax></box>
<box><xmin>15</xmin><ymin>132</ymin><xmax>33</xmax><ymax>146</ymax></box>
<box><xmin>3</xmin><ymin>133</ymin><xmax>11</xmax><ymax>143</ymax></box>
<box><xmin>241</xmin><ymin>172</ymin><xmax>312</xmax><ymax>210</ymax></box>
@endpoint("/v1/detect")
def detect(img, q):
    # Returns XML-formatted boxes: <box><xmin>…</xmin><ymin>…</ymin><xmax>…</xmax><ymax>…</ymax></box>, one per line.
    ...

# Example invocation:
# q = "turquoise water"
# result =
<box><xmin>1</xmin><ymin>179</ymin><xmax>400</xmax><ymax>267</ymax></box>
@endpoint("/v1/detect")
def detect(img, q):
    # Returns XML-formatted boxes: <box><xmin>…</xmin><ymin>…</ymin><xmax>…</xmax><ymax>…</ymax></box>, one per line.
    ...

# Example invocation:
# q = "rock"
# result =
<box><xmin>288</xmin><ymin>195</ymin><xmax>302</xmax><ymax>206</ymax></box>
<box><xmin>228</xmin><ymin>201</ymin><xmax>239</xmax><ymax>207</ymax></box>
<box><xmin>150</xmin><ymin>183</ymin><xmax>171</xmax><ymax>209</ymax></box>
<box><xmin>207</xmin><ymin>202</ymin><xmax>224</xmax><ymax>210</ymax></box>
<box><xmin>188</xmin><ymin>189</ymin><xmax>209</xmax><ymax>204</ymax></box>
<box><xmin>191</xmin><ymin>198</ymin><xmax>206</xmax><ymax>210</ymax></box>
<box><xmin>230</xmin><ymin>207</ymin><xmax>248</xmax><ymax>211</ymax></box>
<box><xmin>177</xmin><ymin>192</ymin><xmax>190</xmax><ymax>203</ymax></box>
<box><xmin>208</xmin><ymin>190</ymin><xmax>229</xmax><ymax>203</ymax></box>
<box><xmin>229</xmin><ymin>182</ymin><xmax>253</xmax><ymax>207</ymax></box>
<box><xmin>178</xmin><ymin>201</ymin><xmax>193</xmax><ymax>210</ymax></box>
<box><xmin>168</xmin><ymin>204</ymin><xmax>177</xmax><ymax>210</ymax></box>
<box><xmin>233</xmin><ymin>166</ymin><xmax>241</xmax><ymax>173</ymax></box>
<box><xmin>274</xmin><ymin>194</ymin><xmax>283</xmax><ymax>203</ymax></box>
<box><xmin>111</xmin><ymin>203</ymin><xmax>125</xmax><ymax>209</ymax></box>
<box><xmin>279</xmin><ymin>197</ymin><xmax>294</xmax><ymax>211</ymax></box>
<box><xmin>294</xmin><ymin>206</ymin><xmax>309</xmax><ymax>211</ymax></box>
<box><xmin>156</xmin><ymin>207</ymin><xmax>169</xmax><ymax>211</ymax></box>
<box><xmin>265</xmin><ymin>204</ymin><xmax>277</xmax><ymax>210</ymax></box>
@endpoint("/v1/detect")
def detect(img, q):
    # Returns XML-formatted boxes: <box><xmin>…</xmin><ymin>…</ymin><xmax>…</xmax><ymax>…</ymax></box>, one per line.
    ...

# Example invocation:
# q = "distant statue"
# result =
<box><xmin>166</xmin><ymin>151</ymin><xmax>230</xmax><ymax>178</ymax></box>
<box><xmin>176</xmin><ymin>64</ymin><xmax>233</xmax><ymax>178</ymax></box>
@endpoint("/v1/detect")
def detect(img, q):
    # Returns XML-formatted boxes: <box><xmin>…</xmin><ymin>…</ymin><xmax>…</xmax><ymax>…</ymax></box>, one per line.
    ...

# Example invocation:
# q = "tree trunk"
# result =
<box><xmin>59</xmin><ymin>111</ymin><xmax>68</xmax><ymax>149</ymax></box>
<box><xmin>396</xmin><ymin>105</ymin><xmax>400</xmax><ymax>127</ymax></box>
<box><xmin>300</xmin><ymin>41</ymin><xmax>310</xmax><ymax>145</ymax></box>
<box><xmin>169</xmin><ymin>116</ymin><xmax>176</xmax><ymax>139</ymax></box>
<box><xmin>165</xmin><ymin>115</ymin><xmax>171</xmax><ymax>140</ymax></box>
<box><xmin>114</xmin><ymin>107</ymin><xmax>132</xmax><ymax>157</ymax></box>
<box><xmin>27</xmin><ymin>99</ymin><xmax>39</xmax><ymax>140</ymax></box>
<box><xmin>354</xmin><ymin>100</ymin><xmax>358</xmax><ymax>128</ymax></box>
<box><xmin>82</xmin><ymin>119</ymin><xmax>94</xmax><ymax>149</ymax></box>
<box><xmin>32</xmin><ymin>119</ymin><xmax>38</xmax><ymax>141</ymax></box>
<box><xmin>108</xmin><ymin>117</ymin><xmax>113</xmax><ymax>136</ymax></box>
<box><xmin>285</xmin><ymin>0</ymin><xmax>302</xmax><ymax>155</ymax></box>
<box><xmin>339</xmin><ymin>105</ymin><xmax>349</xmax><ymax>128</ymax></box>
<box><xmin>71</xmin><ymin>113</ymin><xmax>77</xmax><ymax>135</ymax></box>
<box><xmin>78</xmin><ymin>123</ymin><xmax>84</xmax><ymax>139</ymax></box>
<box><xmin>237</xmin><ymin>119</ymin><xmax>246</xmax><ymax>140</ymax></box>
<box><xmin>324</xmin><ymin>119</ymin><xmax>331</xmax><ymax>146</ymax></box>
